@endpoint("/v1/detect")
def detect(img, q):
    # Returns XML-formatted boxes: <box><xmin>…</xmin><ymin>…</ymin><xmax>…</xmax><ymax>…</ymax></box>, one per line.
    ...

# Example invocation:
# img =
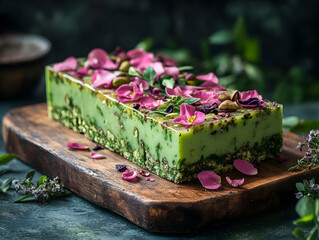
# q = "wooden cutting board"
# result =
<box><xmin>2</xmin><ymin>103</ymin><xmax>318</xmax><ymax>233</ymax></box>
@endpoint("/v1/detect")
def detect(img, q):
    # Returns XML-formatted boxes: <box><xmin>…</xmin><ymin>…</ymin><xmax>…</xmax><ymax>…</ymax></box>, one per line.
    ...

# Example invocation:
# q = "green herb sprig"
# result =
<box><xmin>13</xmin><ymin>170</ymin><xmax>71</xmax><ymax>203</ymax></box>
<box><xmin>293</xmin><ymin>178</ymin><xmax>319</xmax><ymax>239</ymax></box>
<box><xmin>0</xmin><ymin>153</ymin><xmax>70</xmax><ymax>203</ymax></box>
<box><xmin>289</xmin><ymin>130</ymin><xmax>319</xmax><ymax>172</ymax></box>
<box><xmin>155</xmin><ymin>96</ymin><xmax>200</xmax><ymax>115</ymax></box>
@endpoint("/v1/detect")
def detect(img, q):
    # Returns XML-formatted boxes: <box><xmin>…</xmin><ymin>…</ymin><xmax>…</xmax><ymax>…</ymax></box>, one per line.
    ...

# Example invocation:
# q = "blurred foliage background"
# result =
<box><xmin>1</xmin><ymin>0</ymin><xmax>318</xmax><ymax>103</ymax></box>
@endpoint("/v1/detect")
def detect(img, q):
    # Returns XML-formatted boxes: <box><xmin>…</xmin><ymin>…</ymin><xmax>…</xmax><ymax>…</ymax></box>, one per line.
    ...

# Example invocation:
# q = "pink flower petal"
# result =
<box><xmin>193</xmin><ymin>111</ymin><xmax>206</xmax><ymax>124</ymax></box>
<box><xmin>226</xmin><ymin>176</ymin><xmax>245</xmax><ymax>187</ymax></box>
<box><xmin>156</xmin><ymin>53</ymin><xmax>179</xmax><ymax>66</ymax></box>
<box><xmin>87</xmin><ymin>48</ymin><xmax>108</xmax><ymax>69</ymax></box>
<box><xmin>90</xmin><ymin>153</ymin><xmax>106</xmax><ymax>159</ymax></box>
<box><xmin>116</xmin><ymin>84</ymin><xmax>132</xmax><ymax>98</ymax></box>
<box><xmin>78</xmin><ymin>67</ymin><xmax>89</xmax><ymax>75</ymax></box>
<box><xmin>127</xmin><ymin>49</ymin><xmax>147</xmax><ymax>59</ymax></box>
<box><xmin>140</xmin><ymin>96</ymin><xmax>164</xmax><ymax>110</ymax></box>
<box><xmin>197</xmin><ymin>73</ymin><xmax>219</xmax><ymax>83</ymax></box>
<box><xmin>163</xmin><ymin>67</ymin><xmax>179</xmax><ymax>77</ymax></box>
<box><xmin>180</xmin><ymin>103</ymin><xmax>196</xmax><ymax>118</ymax></box>
<box><xmin>174</xmin><ymin>103</ymin><xmax>205</xmax><ymax>126</ymax></box>
<box><xmin>102</xmin><ymin>59</ymin><xmax>119</xmax><ymax>70</ymax></box>
<box><xmin>165</xmin><ymin>86</ymin><xmax>193</xmax><ymax>98</ymax></box>
<box><xmin>53</xmin><ymin>57</ymin><xmax>77</xmax><ymax>71</ymax></box>
<box><xmin>233</xmin><ymin>159</ymin><xmax>258</xmax><ymax>175</ymax></box>
<box><xmin>146</xmin><ymin>177</ymin><xmax>155</xmax><ymax>182</ymax></box>
<box><xmin>130</xmin><ymin>77</ymin><xmax>149</xmax><ymax>90</ymax></box>
<box><xmin>67</xmin><ymin>142</ymin><xmax>89</xmax><ymax>150</ymax></box>
<box><xmin>139</xmin><ymin>170</ymin><xmax>150</xmax><ymax>177</ymax></box>
<box><xmin>148</xmin><ymin>62</ymin><xmax>165</xmax><ymax>77</ymax></box>
<box><xmin>130</xmin><ymin>53</ymin><xmax>154</xmax><ymax>70</ymax></box>
<box><xmin>192</xmin><ymin>91</ymin><xmax>220</xmax><ymax>105</ymax></box>
<box><xmin>240</xmin><ymin>90</ymin><xmax>262</xmax><ymax>101</ymax></box>
<box><xmin>198</xmin><ymin>171</ymin><xmax>221</xmax><ymax>190</ymax></box>
<box><xmin>92</xmin><ymin>69</ymin><xmax>115</xmax><ymax>89</ymax></box>
<box><xmin>122</xmin><ymin>170</ymin><xmax>138</xmax><ymax>181</ymax></box>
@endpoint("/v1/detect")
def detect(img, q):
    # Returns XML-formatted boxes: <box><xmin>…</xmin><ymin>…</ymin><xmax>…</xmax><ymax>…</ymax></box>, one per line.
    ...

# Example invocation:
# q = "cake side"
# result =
<box><xmin>46</xmin><ymin>56</ymin><xmax>283</xmax><ymax>183</ymax></box>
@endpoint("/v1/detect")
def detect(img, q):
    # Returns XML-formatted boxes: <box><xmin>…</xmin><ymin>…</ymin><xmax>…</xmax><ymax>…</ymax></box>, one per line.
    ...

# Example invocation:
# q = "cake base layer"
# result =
<box><xmin>50</xmin><ymin>104</ymin><xmax>282</xmax><ymax>182</ymax></box>
<box><xmin>2</xmin><ymin>103</ymin><xmax>316</xmax><ymax>233</ymax></box>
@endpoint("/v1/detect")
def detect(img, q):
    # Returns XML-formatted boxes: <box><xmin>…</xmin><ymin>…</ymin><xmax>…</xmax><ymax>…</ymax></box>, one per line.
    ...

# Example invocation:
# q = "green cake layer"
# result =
<box><xmin>46</xmin><ymin>65</ymin><xmax>283</xmax><ymax>183</ymax></box>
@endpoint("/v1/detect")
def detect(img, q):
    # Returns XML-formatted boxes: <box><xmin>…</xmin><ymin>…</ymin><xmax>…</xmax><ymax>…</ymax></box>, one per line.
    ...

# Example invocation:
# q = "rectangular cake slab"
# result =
<box><xmin>2</xmin><ymin>103</ymin><xmax>319</xmax><ymax>233</ymax></box>
<box><xmin>46</xmin><ymin>67</ymin><xmax>283</xmax><ymax>183</ymax></box>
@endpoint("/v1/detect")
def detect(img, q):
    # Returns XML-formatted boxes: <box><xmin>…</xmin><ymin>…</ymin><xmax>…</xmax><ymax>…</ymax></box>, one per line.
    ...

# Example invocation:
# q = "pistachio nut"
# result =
<box><xmin>119</xmin><ymin>60</ymin><xmax>130</xmax><ymax>72</ymax></box>
<box><xmin>230</xmin><ymin>90</ymin><xmax>241</xmax><ymax>102</ymax></box>
<box><xmin>112</xmin><ymin>76</ymin><xmax>130</xmax><ymax>87</ymax></box>
<box><xmin>219</xmin><ymin>100</ymin><xmax>239</xmax><ymax>111</ymax></box>
<box><xmin>218</xmin><ymin>93</ymin><xmax>231</xmax><ymax>102</ymax></box>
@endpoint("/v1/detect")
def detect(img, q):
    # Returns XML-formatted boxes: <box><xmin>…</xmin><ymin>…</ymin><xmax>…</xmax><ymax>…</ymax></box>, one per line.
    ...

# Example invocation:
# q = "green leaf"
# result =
<box><xmin>0</xmin><ymin>178</ymin><xmax>13</xmax><ymax>193</ymax></box>
<box><xmin>209</xmin><ymin>30</ymin><xmax>233</xmax><ymax>45</ymax></box>
<box><xmin>243</xmin><ymin>37</ymin><xmax>260</xmax><ymax>63</ymax></box>
<box><xmin>177</xmin><ymin>66</ymin><xmax>194</xmax><ymax>71</ymax></box>
<box><xmin>162</xmin><ymin>79</ymin><xmax>175</xmax><ymax>89</ymax></box>
<box><xmin>135</xmin><ymin>37</ymin><xmax>153</xmax><ymax>51</ymax></box>
<box><xmin>180</xmin><ymin>98</ymin><xmax>200</xmax><ymax>105</ymax></box>
<box><xmin>233</xmin><ymin>16</ymin><xmax>247</xmax><ymax>54</ymax></box>
<box><xmin>307</xmin><ymin>225</ymin><xmax>319</xmax><ymax>240</ymax></box>
<box><xmin>128</xmin><ymin>66</ymin><xmax>142</xmax><ymax>79</ymax></box>
<box><xmin>293</xmin><ymin>228</ymin><xmax>305</xmax><ymax>239</ymax></box>
<box><xmin>143</xmin><ymin>66</ymin><xmax>157</xmax><ymax>86</ymax></box>
<box><xmin>0</xmin><ymin>154</ymin><xmax>17</xmax><ymax>165</ymax></box>
<box><xmin>283</xmin><ymin>116</ymin><xmax>299</xmax><ymax>130</ymax></box>
<box><xmin>296</xmin><ymin>197</ymin><xmax>315</xmax><ymax>217</ymax></box>
<box><xmin>315</xmin><ymin>199</ymin><xmax>319</xmax><ymax>218</ymax></box>
<box><xmin>156</xmin><ymin>104</ymin><xmax>169</xmax><ymax>110</ymax></box>
<box><xmin>37</xmin><ymin>175</ymin><xmax>48</xmax><ymax>187</ymax></box>
<box><xmin>310</xmin><ymin>178</ymin><xmax>316</xmax><ymax>185</ymax></box>
<box><xmin>304</xmin><ymin>180</ymin><xmax>311</xmax><ymax>192</ymax></box>
<box><xmin>14</xmin><ymin>193</ymin><xmax>34</xmax><ymax>203</ymax></box>
<box><xmin>290</xmin><ymin>120</ymin><xmax>319</xmax><ymax>133</ymax></box>
<box><xmin>25</xmin><ymin>170</ymin><xmax>36</xmax><ymax>181</ymax></box>
<box><xmin>293</xmin><ymin>214</ymin><xmax>315</xmax><ymax>228</ymax></box>
<box><xmin>296</xmin><ymin>182</ymin><xmax>305</xmax><ymax>192</ymax></box>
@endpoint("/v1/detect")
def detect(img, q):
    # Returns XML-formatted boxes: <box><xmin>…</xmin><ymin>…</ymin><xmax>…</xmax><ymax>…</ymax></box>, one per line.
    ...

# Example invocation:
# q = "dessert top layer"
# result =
<box><xmin>50</xmin><ymin>48</ymin><xmax>281</xmax><ymax>132</ymax></box>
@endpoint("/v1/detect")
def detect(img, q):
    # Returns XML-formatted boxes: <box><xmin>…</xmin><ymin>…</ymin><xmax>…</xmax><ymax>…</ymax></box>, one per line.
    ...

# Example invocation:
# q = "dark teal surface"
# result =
<box><xmin>1</xmin><ymin>98</ymin><xmax>318</xmax><ymax>240</ymax></box>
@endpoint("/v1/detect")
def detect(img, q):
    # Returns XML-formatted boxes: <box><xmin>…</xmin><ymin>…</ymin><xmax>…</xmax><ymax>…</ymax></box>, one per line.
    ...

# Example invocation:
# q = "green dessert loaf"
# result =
<box><xmin>46</xmin><ymin>48</ymin><xmax>283</xmax><ymax>183</ymax></box>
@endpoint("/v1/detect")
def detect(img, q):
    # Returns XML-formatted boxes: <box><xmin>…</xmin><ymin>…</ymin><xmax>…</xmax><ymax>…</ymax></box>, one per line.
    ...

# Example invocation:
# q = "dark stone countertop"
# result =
<box><xmin>1</xmin><ymin>98</ymin><xmax>318</xmax><ymax>240</ymax></box>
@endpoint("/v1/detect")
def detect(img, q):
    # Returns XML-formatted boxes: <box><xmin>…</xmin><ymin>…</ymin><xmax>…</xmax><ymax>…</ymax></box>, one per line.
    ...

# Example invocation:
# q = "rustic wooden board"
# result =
<box><xmin>2</xmin><ymin>103</ymin><xmax>318</xmax><ymax>233</ymax></box>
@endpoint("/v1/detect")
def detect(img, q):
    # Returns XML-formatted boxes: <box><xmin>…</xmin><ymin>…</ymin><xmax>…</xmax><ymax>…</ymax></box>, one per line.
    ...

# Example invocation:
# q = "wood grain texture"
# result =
<box><xmin>2</xmin><ymin>103</ymin><xmax>318</xmax><ymax>233</ymax></box>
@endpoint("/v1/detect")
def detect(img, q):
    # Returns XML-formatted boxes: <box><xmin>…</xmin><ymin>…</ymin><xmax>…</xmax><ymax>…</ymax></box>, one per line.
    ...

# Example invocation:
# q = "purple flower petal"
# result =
<box><xmin>198</xmin><ymin>171</ymin><xmax>221</xmax><ymax>190</ymax></box>
<box><xmin>115</xmin><ymin>164</ymin><xmax>127</xmax><ymax>172</ymax></box>
<box><xmin>122</xmin><ymin>170</ymin><xmax>138</xmax><ymax>182</ymax></box>
<box><xmin>226</xmin><ymin>176</ymin><xmax>245</xmax><ymax>187</ymax></box>
<box><xmin>146</xmin><ymin>177</ymin><xmax>155</xmax><ymax>182</ymax></box>
<box><xmin>67</xmin><ymin>142</ymin><xmax>89</xmax><ymax>150</ymax></box>
<box><xmin>93</xmin><ymin>145</ymin><xmax>103</xmax><ymax>151</ymax></box>
<box><xmin>90</xmin><ymin>153</ymin><xmax>106</xmax><ymax>159</ymax></box>
<box><xmin>233</xmin><ymin>159</ymin><xmax>258</xmax><ymax>175</ymax></box>
<box><xmin>237</xmin><ymin>98</ymin><xmax>260</xmax><ymax>108</ymax></box>
<box><xmin>139</xmin><ymin>170</ymin><xmax>150</xmax><ymax>177</ymax></box>
<box><xmin>53</xmin><ymin>57</ymin><xmax>77</xmax><ymax>71</ymax></box>
<box><xmin>240</xmin><ymin>90</ymin><xmax>262</xmax><ymax>101</ymax></box>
